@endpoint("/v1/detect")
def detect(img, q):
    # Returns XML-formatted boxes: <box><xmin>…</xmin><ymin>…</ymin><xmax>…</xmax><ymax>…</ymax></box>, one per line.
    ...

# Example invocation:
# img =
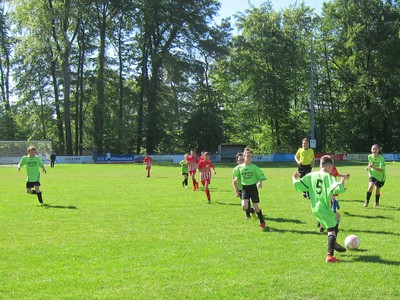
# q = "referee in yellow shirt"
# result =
<box><xmin>294</xmin><ymin>138</ymin><xmax>315</xmax><ymax>198</ymax></box>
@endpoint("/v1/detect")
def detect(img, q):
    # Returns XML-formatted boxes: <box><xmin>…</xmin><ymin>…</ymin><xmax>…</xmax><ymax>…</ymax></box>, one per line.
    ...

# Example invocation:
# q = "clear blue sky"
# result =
<box><xmin>217</xmin><ymin>0</ymin><xmax>323</xmax><ymax>21</ymax></box>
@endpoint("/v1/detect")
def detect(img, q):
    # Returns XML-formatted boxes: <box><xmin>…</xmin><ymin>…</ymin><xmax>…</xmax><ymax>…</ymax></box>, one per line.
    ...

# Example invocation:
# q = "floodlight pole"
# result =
<box><xmin>305</xmin><ymin>16</ymin><xmax>318</xmax><ymax>147</ymax></box>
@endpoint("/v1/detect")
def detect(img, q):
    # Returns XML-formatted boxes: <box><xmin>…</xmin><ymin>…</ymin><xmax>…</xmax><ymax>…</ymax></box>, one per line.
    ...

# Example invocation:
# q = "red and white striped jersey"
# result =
<box><xmin>198</xmin><ymin>160</ymin><xmax>214</xmax><ymax>181</ymax></box>
<box><xmin>186</xmin><ymin>155</ymin><xmax>199</xmax><ymax>172</ymax></box>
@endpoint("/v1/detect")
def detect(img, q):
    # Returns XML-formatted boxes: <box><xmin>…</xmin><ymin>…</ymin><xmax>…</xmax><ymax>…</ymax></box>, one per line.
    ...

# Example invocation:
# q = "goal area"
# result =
<box><xmin>0</xmin><ymin>141</ymin><xmax>52</xmax><ymax>165</ymax></box>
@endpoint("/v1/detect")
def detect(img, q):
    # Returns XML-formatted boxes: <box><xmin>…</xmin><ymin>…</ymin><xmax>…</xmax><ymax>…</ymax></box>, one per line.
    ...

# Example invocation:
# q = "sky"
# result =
<box><xmin>217</xmin><ymin>0</ymin><xmax>323</xmax><ymax>21</ymax></box>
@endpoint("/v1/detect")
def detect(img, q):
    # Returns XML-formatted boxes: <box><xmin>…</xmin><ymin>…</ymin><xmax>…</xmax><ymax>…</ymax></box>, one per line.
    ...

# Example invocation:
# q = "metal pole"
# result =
<box><xmin>310</xmin><ymin>33</ymin><xmax>315</xmax><ymax>142</ymax></box>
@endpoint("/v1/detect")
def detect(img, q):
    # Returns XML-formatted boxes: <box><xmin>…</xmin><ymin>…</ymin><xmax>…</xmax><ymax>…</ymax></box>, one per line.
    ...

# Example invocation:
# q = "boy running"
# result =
<box><xmin>197</xmin><ymin>152</ymin><xmax>216</xmax><ymax>203</ymax></box>
<box><xmin>233</xmin><ymin>149</ymin><xmax>267</xmax><ymax>229</ymax></box>
<box><xmin>17</xmin><ymin>146</ymin><xmax>47</xmax><ymax>205</ymax></box>
<box><xmin>186</xmin><ymin>150</ymin><xmax>199</xmax><ymax>190</ymax></box>
<box><xmin>180</xmin><ymin>154</ymin><xmax>189</xmax><ymax>187</ymax></box>
<box><xmin>292</xmin><ymin>155</ymin><xmax>347</xmax><ymax>263</ymax></box>
<box><xmin>364</xmin><ymin>144</ymin><xmax>386</xmax><ymax>207</ymax></box>
<box><xmin>143</xmin><ymin>154</ymin><xmax>153</xmax><ymax>177</ymax></box>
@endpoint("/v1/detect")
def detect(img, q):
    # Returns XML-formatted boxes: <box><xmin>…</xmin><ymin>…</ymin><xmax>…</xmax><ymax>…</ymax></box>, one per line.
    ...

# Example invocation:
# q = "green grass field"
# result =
<box><xmin>1</xmin><ymin>162</ymin><xmax>399</xmax><ymax>299</ymax></box>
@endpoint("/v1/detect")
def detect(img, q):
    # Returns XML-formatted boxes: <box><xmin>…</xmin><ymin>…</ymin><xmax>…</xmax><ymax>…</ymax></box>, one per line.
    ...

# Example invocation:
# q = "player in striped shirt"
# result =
<box><xmin>186</xmin><ymin>149</ymin><xmax>199</xmax><ymax>190</ymax></box>
<box><xmin>143</xmin><ymin>154</ymin><xmax>153</xmax><ymax>177</ymax></box>
<box><xmin>197</xmin><ymin>152</ymin><xmax>216</xmax><ymax>203</ymax></box>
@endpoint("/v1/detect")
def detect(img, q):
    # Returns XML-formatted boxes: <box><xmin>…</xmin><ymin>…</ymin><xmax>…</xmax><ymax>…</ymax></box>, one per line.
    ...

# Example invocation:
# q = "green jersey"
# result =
<box><xmin>233</xmin><ymin>163</ymin><xmax>267</xmax><ymax>186</ymax></box>
<box><xmin>232</xmin><ymin>165</ymin><xmax>243</xmax><ymax>190</ymax></box>
<box><xmin>293</xmin><ymin>170</ymin><xmax>345</xmax><ymax>229</ymax></box>
<box><xmin>179</xmin><ymin>159</ymin><xmax>188</xmax><ymax>173</ymax></box>
<box><xmin>19</xmin><ymin>155</ymin><xmax>44</xmax><ymax>182</ymax></box>
<box><xmin>368</xmin><ymin>154</ymin><xmax>386</xmax><ymax>182</ymax></box>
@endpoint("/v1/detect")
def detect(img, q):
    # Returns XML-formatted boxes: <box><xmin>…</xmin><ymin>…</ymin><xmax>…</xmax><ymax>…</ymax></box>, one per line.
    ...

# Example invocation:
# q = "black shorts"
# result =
<box><xmin>182</xmin><ymin>172</ymin><xmax>188</xmax><ymax>176</ymax></box>
<box><xmin>298</xmin><ymin>164</ymin><xmax>312</xmax><ymax>178</ymax></box>
<box><xmin>26</xmin><ymin>182</ymin><xmax>40</xmax><ymax>189</ymax></box>
<box><xmin>369</xmin><ymin>177</ymin><xmax>385</xmax><ymax>188</ymax></box>
<box><xmin>241</xmin><ymin>184</ymin><xmax>260</xmax><ymax>203</ymax></box>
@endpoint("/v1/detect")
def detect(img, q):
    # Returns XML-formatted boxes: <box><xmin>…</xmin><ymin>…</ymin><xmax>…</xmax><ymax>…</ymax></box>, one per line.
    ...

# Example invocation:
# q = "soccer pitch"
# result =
<box><xmin>1</xmin><ymin>162</ymin><xmax>399</xmax><ymax>299</ymax></box>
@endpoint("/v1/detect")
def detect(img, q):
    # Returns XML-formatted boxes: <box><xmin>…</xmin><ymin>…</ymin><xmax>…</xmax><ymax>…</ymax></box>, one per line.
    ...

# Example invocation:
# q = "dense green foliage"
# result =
<box><xmin>1</xmin><ymin>163</ymin><xmax>399</xmax><ymax>299</ymax></box>
<box><xmin>0</xmin><ymin>0</ymin><xmax>399</xmax><ymax>154</ymax></box>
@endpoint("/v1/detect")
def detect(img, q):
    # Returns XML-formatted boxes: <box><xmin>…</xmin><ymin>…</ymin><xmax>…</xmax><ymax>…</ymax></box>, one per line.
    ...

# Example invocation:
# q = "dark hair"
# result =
<box><xmin>372</xmin><ymin>144</ymin><xmax>383</xmax><ymax>155</ymax></box>
<box><xmin>236</xmin><ymin>152</ymin><xmax>244</xmax><ymax>159</ymax></box>
<box><xmin>320</xmin><ymin>155</ymin><xmax>334</xmax><ymax>167</ymax></box>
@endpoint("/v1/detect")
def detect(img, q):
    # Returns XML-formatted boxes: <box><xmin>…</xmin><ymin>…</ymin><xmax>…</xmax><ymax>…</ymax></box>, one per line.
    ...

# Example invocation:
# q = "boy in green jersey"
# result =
<box><xmin>364</xmin><ymin>144</ymin><xmax>386</xmax><ymax>207</ymax></box>
<box><xmin>232</xmin><ymin>152</ymin><xmax>254</xmax><ymax>219</ymax></box>
<box><xmin>17</xmin><ymin>146</ymin><xmax>47</xmax><ymax>205</ymax></box>
<box><xmin>292</xmin><ymin>155</ymin><xmax>347</xmax><ymax>263</ymax></box>
<box><xmin>180</xmin><ymin>154</ymin><xmax>189</xmax><ymax>187</ymax></box>
<box><xmin>233</xmin><ymin>149</ymin><xmax>267</xmax><ymax>228</ymax></box>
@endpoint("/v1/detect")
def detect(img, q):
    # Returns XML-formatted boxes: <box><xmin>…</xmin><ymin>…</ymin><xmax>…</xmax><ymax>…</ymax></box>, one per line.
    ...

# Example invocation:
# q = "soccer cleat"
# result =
<box><xmin>363</xmin><ymin>201</ymin><xmax>369</xmax><ymax>207</ymax></box>
<box><xmin>325</xmin><ymin>256</ymin><xmax>344</xmax><ymax>263</ymax></box>
<box><xmin>334</xmin><ymin>242</ymin><xmax>347</xmax><ymax>253</ymax></box>
<box><xmin>374</xmin><ymin>202</ymin><xmax>379</xmax><ymax>207</ymax></box>
<box><xmin>259</xmin><ymin>222</ymin><xmax>266</xmax><ymax>229</ymax></box>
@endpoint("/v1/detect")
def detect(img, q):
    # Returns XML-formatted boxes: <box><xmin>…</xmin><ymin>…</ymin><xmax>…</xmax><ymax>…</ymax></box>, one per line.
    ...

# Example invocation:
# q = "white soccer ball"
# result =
<box><xmin>344</xmin><ymin>235</ymin><xmax>360</xmax><ymax>250</ymax></box>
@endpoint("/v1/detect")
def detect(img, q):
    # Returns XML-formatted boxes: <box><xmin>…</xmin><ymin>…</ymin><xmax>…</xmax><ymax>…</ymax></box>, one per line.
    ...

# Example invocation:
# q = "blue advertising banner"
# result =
<box><xmin>94</xmin><ymin>155</ymin><xmax>135</xmax><ymax>163</ymax></box>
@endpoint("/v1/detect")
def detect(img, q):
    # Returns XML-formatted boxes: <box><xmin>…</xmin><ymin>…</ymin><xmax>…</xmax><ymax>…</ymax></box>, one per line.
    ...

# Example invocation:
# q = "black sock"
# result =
<box><xmin>37</xmin><ymin>192</ymin><xmax>43</xmax><ymax>204</ymax></box>
<box><xmin>245</xmin><ymin>207</ymin><xmax>251</xmax><ymax>217</ymax></box>
<box><xmin>375</xmin><ymin>194</ymin><xmax>380</xmax><ymax>204</ymax></box>
<box><xmin>327</xmin><ymin>233</ymin><xmax>336</xmax><ymax>256</ymax></box>
<box><xmin>366</xmin><ymin>192</ymin><xmax>372</xmax><ymax>202</ymax></box>
<box><xmin>257</xmin><ymin>209</ymin><xmax>264</xmax><ymax>223</ymax></box>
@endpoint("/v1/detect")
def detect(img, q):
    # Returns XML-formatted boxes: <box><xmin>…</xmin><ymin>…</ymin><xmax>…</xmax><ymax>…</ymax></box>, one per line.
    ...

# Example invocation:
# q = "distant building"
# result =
<box><xmin>218</xmin><ymin>143</ymin><xmax>247</xmax><ymax>162</ymax></box>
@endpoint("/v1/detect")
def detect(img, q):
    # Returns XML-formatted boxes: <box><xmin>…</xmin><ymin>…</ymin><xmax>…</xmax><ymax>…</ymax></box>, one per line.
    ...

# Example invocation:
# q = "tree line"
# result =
<box><xmin>0</xmin><ymin>0</ymin><xmax>399</xmax><ymax>155</ymax></box>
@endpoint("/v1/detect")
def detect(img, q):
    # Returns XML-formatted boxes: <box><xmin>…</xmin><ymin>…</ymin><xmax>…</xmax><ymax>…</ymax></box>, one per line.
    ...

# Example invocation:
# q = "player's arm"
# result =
<box><xmin>257</xmin><ymin>180</ymin><xmax>263</xmax><ymax>189</ymax></box>
<box><xmin>232</xmin><ymin>177</ymin><xmax>240</xmax><ymax>197</ymax></box>
<box><xmin>294</xmin><ymin>153</ymin><xmax>301</xmax><ymax>165</ymax></box>
<box><xmin>367</xmin><ymin>163</ymin><xmax>384</xmax><ymax>172</ymax></box>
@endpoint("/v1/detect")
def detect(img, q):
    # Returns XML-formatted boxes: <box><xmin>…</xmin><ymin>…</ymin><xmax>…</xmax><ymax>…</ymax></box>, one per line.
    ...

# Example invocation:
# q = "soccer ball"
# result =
<box><xmin>344</xmin><ymin>235</ymin><xmax>360</xmax><ymax>250</ymax></box>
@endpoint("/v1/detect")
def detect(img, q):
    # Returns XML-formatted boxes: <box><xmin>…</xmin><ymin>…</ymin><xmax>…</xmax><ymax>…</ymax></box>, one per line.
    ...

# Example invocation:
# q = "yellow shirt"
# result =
<box><xmin>295</xmin><ymin>148</ymin><xmax>314</xmax><ymax>165</ymax></box>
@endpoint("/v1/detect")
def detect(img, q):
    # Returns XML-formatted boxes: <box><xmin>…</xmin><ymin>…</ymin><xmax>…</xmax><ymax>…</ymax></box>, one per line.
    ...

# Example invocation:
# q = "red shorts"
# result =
<box><xmin>146</xmin><ymin>166</ymin><xmax>151</xmax><ymax>171</ymax></box>
<box><xmin>201</xmin><ymin>179</ymin><xmax>211</xmax><ymax>186</ymax></box>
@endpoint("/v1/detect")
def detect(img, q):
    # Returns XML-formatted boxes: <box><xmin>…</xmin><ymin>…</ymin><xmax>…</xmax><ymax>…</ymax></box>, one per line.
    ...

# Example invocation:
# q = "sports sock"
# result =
<box><xmin>327</xmin><ymin>233</ymin><xmax>336</xmax><ymax>256</ymax></box>
<box><xmin>366</xmin><ymin>191</ymin><xmax>372</xmax><ymax>202</ymax></box>
<box><xmin>375</xmin><ymin>194</ymin><xmax>380</xmax><ymax>204</ymax></box>
<box><xmin>37</xmin><ymin>192</ymin><xmax>43</xmax><ymax>204</ymax></box>
<box><xmin>257</xmin><ymin>209</ymin><xmax>264</xmax><ymax>223</ymax></box>
<box><xmin>184</xmin><ymin>179</ymin><xmax>188</xmax><ymax>186</ymax></box>
<box><xmin>205</xmin><ymin>189</ymin><xmax>210</xmax><ymax>200</ymax></box>
<box><xmin>245</xmin><ymin>207</ymin><xmax>251</xmax><ymax>217</ymax></box>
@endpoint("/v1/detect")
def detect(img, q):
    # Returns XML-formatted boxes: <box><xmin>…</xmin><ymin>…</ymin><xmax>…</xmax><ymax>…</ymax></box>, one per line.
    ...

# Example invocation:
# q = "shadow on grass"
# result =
<box><xmin>351</xmin><ymin>255</ymin><xmax>400</xmax><ymax>265</ymax></box>
<box><xmin>341</xmin><ymin>228</ymin><xmax>400</xmax><ymax>236</ymax></box>
<box><xmin>343</xmin><ymin>211</ymin><xmax>392</xmax><ymax>220</ymax></box>
<box><xmin>42</xmin><ymin>204</ymin><xmax>78</xmax><ymax>209</ymax></box>
<box><xmin>266</xmin><ymin>217</ymin><xmax>306</xmax><ymax>224</ymax></box>
<box><xmin>262</xmin><ymin>227</ymin><xmax>321</xmax><ymax>235</ymax></box>
<box><xmin>215</xmin><ymin>201</ymin><xmax>241</xmax><ymax>207</ymax></box>
<box><xmin>341</xmin><ymin>199</ymin><xmax>365</xmax><ymax>203</ymax></box>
